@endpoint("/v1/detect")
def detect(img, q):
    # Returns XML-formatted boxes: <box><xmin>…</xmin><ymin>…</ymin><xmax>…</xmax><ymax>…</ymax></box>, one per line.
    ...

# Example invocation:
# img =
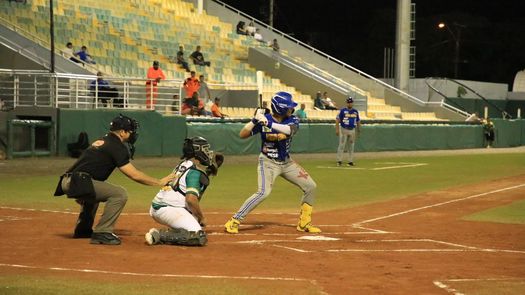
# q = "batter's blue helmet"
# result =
<box><xmin>346</xmin><ymin>97</ymin><xmax>354</xmax><ymax>103</ymax></box>
<box><xmin>271</xmin><ymin>91</ymin><xmax>297</xmax><ymax>116</ymax></box>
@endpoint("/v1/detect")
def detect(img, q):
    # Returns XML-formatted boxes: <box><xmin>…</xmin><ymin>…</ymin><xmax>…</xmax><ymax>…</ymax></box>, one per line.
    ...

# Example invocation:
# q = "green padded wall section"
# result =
<box><xmin>58</xmin><ymin>110</ymin><xmax>186</xmax><ymax>157</ymax></box>
<box><xmin>492</xmin><ymin>119</ymin><xmax>524</xmax><ymax>147</ymax></box>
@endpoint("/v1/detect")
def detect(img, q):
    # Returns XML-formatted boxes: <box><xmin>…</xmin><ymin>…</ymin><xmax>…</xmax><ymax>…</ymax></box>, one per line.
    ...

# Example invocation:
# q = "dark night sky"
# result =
<box><xmin>222</xmin><ymin>0</ymin><xmax>525</xmax><ymax>88</ymax></box>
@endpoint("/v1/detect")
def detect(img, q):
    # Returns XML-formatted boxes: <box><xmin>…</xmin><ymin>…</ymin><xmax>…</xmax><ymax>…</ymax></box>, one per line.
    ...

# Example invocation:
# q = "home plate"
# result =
<box><xmin>297</xmin><ymin>236</ymin><xmax>340</xmax><ymax>241</ymax></box>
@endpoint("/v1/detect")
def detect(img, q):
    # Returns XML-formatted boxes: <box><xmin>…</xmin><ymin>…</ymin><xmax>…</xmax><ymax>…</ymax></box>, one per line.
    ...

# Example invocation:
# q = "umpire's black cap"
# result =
<box><xmin>110</xmin><ymin>114</ymin><xmax>139</xmax><ymax>132</ymax></box>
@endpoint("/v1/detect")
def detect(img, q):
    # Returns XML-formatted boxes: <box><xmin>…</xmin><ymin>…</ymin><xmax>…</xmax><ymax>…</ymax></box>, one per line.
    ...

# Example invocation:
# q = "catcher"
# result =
<box><xmin>145</xmin><ymin>137</ymin><xmax>223</xmax><ymax>246</ymax></box>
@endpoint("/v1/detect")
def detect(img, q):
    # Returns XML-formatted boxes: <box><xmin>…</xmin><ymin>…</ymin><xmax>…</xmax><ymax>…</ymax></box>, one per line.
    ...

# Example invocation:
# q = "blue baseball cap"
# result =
<box><xmin>346</xmin><ymin>97</ymin><xmax>354</xmax><ymax>103</ymax></box>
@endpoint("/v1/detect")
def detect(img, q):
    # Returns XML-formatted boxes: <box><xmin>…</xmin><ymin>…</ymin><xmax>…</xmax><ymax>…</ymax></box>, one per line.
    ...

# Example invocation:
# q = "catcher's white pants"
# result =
<box><xmin>337</xmin><ymin>128</ymin><xmax>356</xmax><ymax>162</ymax></box>
<box><xmin>149</xmin><ymin>206</ymin><xmax>202</xmax><ymax>231</ymax></box>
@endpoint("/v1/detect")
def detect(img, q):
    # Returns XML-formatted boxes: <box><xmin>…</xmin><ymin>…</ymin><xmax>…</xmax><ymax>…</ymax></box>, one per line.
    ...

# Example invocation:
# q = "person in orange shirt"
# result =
<box><xmin>183</xmin><ymin>71</ymin><xmax>200</xmax><ymax>98</ymax></box>
<box><xmin>146</xmin><ymin>61</ymin><xmax>166</xmax><ymax>110</ymax></box>
<box><xmin>211</xmin><ymin>97</ymin><xmax>228</xmax><ymax>118</ymax></box>
<box><xmin>181</xmin><ymin>92</ymin><xmax>205</xmax><ymax>116</ymax></box>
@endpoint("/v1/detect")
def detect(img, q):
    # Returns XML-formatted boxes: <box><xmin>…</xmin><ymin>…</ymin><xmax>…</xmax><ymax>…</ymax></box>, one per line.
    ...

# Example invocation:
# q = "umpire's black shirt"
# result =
<box><xmin>67</xmin><ymin>133</ymin><xmax>130</xmax><ymax>181</ymax></box>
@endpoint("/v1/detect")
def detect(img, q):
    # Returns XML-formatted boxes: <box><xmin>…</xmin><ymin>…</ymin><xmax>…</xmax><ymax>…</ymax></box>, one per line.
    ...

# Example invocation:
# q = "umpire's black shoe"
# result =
<box><xmin>73</xmin><ymin>229</ymin><xmax>93</xmax><ymax>239</ymax></box>
<box><xmin>347</xmin><ymin>162</ymin><xmax>354</xmax><ymax>166</ymax></box>
<box><xmin>90</xmin><ymin>232</ymin><xmax>121</xmax><ymax>245</ymax></box>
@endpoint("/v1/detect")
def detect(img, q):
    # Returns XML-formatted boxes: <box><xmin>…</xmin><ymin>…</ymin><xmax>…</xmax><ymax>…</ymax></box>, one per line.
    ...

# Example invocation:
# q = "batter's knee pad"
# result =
<box><xmin>159</xmin><ymin>228</ymin><xmax>207</xmax><ymax>246</ymax></box>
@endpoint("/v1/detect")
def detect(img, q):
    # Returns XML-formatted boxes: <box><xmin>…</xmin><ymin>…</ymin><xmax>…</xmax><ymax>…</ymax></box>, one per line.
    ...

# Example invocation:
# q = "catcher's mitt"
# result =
<box><xmin>206</xmin><ymin>153</ymin><xmax>224</xmax><ymax>176</ymax></box>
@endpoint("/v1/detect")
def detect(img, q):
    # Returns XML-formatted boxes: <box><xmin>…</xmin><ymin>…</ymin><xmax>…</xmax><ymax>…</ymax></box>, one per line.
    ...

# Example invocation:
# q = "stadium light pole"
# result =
<box><xmin>49</xmin><ymin>0</ymin><xmax>55</xmax><ymax>73</ymax></box>
<box><xmin>438</xmin><ymin>22</ymin><xmax>465</xmax><ymax>79</ymax></box>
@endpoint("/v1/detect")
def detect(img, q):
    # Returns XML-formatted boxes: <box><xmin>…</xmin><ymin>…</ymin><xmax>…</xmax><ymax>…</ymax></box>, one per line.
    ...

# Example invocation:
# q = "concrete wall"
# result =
<box><xmin>409</xmin><ymin>78</ymin><xmax>509</xmax><ymax>102</ymax></box>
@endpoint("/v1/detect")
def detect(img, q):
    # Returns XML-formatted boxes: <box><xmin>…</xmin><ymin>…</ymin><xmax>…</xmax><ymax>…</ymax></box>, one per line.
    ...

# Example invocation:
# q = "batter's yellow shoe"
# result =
<box><xmin>297</xmin><ymin>203</ymin><xmax>322</xmax><ymax>233</ymax></box>
<box><xmin>224</xmin><ymin>217</ymin><xmax>240</xmax><ymax>234</ymax></box>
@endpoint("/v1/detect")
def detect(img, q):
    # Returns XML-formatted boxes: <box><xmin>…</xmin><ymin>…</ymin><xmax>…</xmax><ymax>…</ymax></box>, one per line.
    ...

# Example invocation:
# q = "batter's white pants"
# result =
<box><xmin>149</xmin><ymin>206</ymin><xmax>202</xmax><ymax>231</ymax></box>
<box><xmin>337</xmin><ymin>128</ymin><xmax>356</xmax><ymax>162</ymax></box>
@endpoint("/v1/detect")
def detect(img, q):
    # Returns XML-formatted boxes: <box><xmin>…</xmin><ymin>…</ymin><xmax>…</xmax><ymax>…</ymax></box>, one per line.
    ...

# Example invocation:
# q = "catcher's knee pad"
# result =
<box><xmin>160</xmin><ymin>228</ymin><xmax>207</xmax><ymax>246</ymax></box>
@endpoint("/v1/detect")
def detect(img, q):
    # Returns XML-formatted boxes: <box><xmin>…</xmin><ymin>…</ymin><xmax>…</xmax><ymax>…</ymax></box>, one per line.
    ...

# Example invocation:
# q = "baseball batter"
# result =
<box><xmin>335</xmin><ymin>97</ymin><xmax>361</xmax><ymax>166</ymax></box>
<box><xmin>145</xmin><ymin>137</ymin><xmax>223</xmax><ymax>246</ymax></box>
<box><xmin>224</xmin><ymin>91</ymin><xmax>321</xmax><ymax>234</ymax></box>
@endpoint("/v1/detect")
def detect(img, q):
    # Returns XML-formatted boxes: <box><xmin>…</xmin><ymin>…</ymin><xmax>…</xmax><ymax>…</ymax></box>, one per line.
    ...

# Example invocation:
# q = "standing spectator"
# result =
<box><xmin>322</xmin><ymin>92</ymin><xmax>338</xmax><ymax>110</ymax></box>
<box><xmin>53</xmin><ymin>115</ymin><xmax>175</xmax><ymax>245</ymax></box>
<box><xmin>236</xmin><ymin>21</ymin><xmax>248</xmax><ymax>35</ymax></box>
<box><xmin>171</xmin><ymin>94</ymin><xmax>180</xmax><ymax>113</ymax></box>
<box><xmin>198</xmin><ymin>75</ymin><xmax>212</xmax><ymax>115</ymax></box>
<box><xmin>89</xmin><ymin>72</ymin><xmax>118</xmax><ymax>107</ymax></box>
<box><xmin>314</xmin><ymin>91</ymin><xmax>325</xmax><ymax>110</ymax></box>
<box><xmin>483</xmin><ymin>117</ymin><xmax>495</xmax><ymax>148</ymax></box>
<box><xmin>177</xmin><ymin>46</ymin><xmax>191</xmax><ymax>72</ymax></box>
<box><xmin>75</xmin><ymin>46</ymin><xmax>96</xmax><ymax>64</ymax></box>
<box><xmin>211</xmin><ymin>97</ymin><xmax>228</xmax><ymax>118</ymax></box>
<box><xmin>224</xmin><ymin>91</ymin><xmax>320</xmax><ymax>234</ymax></box>
<box><xmin>183</xmin><ymin>71</ymin><xmax>200</xmax><ymax>98</ymax></box>
<box><xmin>295</xmin><ymin>103</ymin><xmax>307</xmax><ymax>119</ymax></box>
<box><xmin>335</xmin><ymin>97</ymin><xmax>361</xmax><ymax>166</ymax></box>
<box><xmin>190</xmin><ymin>46</ymin><xmax>211</xmax><ymax>67</ymax></box>
<box><xmin>181</xmin><ymin>92</ymin><xmax>205</xmax><ymax>116</ymax></box>
<box><xmin>146</xmin><ymin>61</ymin><xmax>166</xmax><ymax>110</ymax></box>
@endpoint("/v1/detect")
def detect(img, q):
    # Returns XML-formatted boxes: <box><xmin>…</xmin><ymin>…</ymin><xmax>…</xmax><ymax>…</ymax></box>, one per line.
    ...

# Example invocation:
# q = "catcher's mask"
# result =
<box><xmin>181</xmin><ymin>136</ymin><xmax>214</xmax><ymax>167</ymax></box>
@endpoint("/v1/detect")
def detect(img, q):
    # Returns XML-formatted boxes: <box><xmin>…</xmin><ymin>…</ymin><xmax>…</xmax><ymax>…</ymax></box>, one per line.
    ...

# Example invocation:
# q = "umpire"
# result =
<box><xmin>54</xmin><ymin>114</ymin><xmax>174</xmax><ymax>245</ymax></box>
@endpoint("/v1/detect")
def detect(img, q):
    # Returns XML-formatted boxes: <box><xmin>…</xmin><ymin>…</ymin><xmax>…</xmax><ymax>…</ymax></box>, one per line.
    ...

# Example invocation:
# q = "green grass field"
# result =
<box><xmin>1</xmin><ymin>152</ymin><xmax>524</xmax><ymax>214</ymax></box>
<box><xmin>464</xmin><ymin>199</ymin><xmax>525</xmax><ymax>225</ymax></box>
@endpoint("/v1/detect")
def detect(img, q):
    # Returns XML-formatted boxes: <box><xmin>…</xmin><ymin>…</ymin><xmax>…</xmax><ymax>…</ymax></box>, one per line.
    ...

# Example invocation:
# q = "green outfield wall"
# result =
<box><xmin>55</xmin><ymin>110</ymin><xmax>525</xmax><ymax>157</ymax></box>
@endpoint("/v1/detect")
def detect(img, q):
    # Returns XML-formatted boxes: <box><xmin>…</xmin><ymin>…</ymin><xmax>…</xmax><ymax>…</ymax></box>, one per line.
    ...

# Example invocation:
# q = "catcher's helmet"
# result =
<box><xmin>110</xmin><ymin>114</ymin><xmax>139</xmax><ymax>144</ymax></box>
<box><xmin>182</xmin><ymin>136</ymin><xmax>214</xmax><ymax>167</ymax></box>
<box><xmin>271</xmin><ymin>91</ymin><xmax>297</xmax><ymax>116</ymax></box>
<box><xmin>346</xmin><ymin>97</ymin><xmax>354</xmax><ymax>103</ymax></box>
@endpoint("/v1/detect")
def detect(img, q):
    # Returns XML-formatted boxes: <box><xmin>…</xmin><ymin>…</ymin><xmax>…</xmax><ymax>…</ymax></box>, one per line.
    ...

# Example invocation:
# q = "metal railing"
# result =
<box><xmin>0</xmin><ymin>69</ymin><xmax>258</xmax><ymax>115</ymax></box>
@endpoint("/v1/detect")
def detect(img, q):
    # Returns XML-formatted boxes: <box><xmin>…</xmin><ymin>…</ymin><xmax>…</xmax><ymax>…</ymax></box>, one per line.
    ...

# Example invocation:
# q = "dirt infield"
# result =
<box><xmin>1</xmin><ymin>174</ymin><xmax>525</xmax><ymax>294</ymax></box>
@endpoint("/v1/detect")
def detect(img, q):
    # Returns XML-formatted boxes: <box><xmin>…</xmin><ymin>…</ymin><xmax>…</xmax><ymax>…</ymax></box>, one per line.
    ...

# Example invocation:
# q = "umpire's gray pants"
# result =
<box><xmin>62</xmin><ymin>177</ymin><xmax>128</xmax><ymax>233</ymax></box>
<box><xmin>233</xmin><ymin>154</ymin><xmax>317</xmax><ymax>220</ymax></box>
<box><xmin>337</xmin><ymin>128</ymin><xmax>356</xmax><ymax>162</ymax></box>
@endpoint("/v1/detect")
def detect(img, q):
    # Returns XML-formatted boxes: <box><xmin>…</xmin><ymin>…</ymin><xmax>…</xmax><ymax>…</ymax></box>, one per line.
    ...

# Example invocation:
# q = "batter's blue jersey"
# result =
<box><xmin>251</xmin><ymin>114</ymin><xmax>299</xmax><ymax>161</ymax></box>
<box><xmin>337</xmin><ymin>108</ymin><xmax>360</xmax><ymax>129</ymax></box>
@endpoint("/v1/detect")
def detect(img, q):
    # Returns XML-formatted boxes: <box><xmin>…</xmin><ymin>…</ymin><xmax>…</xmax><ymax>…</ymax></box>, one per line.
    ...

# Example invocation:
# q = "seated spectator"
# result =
<box><xmin>89</xmin><ymin>72</ymin><xmax>118</xmax><ymax>107</ymax></box>
<box><xmin>211</xmin><ymin>97</ymin><xmax>228</xmax><ymax>118</ymax></box>
<box><xmin>246</xmin><ymin>21</ymin><xmax>256</xmax><ymax>36</ymax></box>
<box><xmin>181</xmin><ymin>92</ymin><xmax>205</xmax><ymax>116</ymax></box>
<box><xmin>254</xmin><ymin>28</ymin><xmax>264</xmax><ymax>42</ymax></box>
<box><xmin>295</xmin><ymin>103</ymin><xmax>307</xmax><ymax>119</ymax></box>
<box><xmin>64</xmin><ymin>42</ymin><xmax>81</xmax><ymax>63</ymax></box>
<box><xmin>190</xmin><ymin>46</ymin><xmax>211</xmax><ymax>67</ymax></box>
<box><xmin>322</xmin><ymin>91</ymin><xmax>338</xmax><ymax>110</ymax></box>
<box><xmin>314</xmin><ymin>91</ymin><xmax>325</xmax><ymax>110</ymax></box>
<box><xmin>270</xmin><ymin>39</ymin><xmax>280</xmax><ymax>52</ymax></box>
<box><xmin>236</xmin><ymin>21</ymin><xmax>248</xmax><ymax>35</ymax></box>
<box><xmin>176</xmin><ymin>46</ymin><xmax>191</xmax><ymax>72</ymax></box>
<box><xmin>75</xmin><ymin>46</ymin><xmax>96</xmax><ymax>64</ymax></box>
<box><xmin>183</xmin><ymin>71</ymin><xmax>200</xmax><ymax>98</ymax></box>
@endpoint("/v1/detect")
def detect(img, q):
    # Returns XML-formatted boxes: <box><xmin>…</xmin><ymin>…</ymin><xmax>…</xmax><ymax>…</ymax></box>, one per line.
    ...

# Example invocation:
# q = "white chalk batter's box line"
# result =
<box><xmin>433</xmin><ymin>278</ymin><xmax>525</xmax><ymax>295</ymax></box>
<box><xmin>223</xmin><ymin>238</ymin><xmax>525</xmax><ymax>255</ymax></box>
<box><xmin>316</xmin><ymin>162</ymin><xmax>428</xmax><ymax>171</ymax></box>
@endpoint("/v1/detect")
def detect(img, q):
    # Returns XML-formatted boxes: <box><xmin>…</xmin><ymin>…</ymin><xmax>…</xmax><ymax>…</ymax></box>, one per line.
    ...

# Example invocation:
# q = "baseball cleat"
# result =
<box><xmin>224</xmin><ymin>217</ymin><xmax>240</xmax><ymax>234</ymax></box>
<box><xmin>337</xmin><ymin>161</ymin><xmax>342</xmax><ymax>167</ymax></box>
<box><xmin>145</xmin><ymin>228</ymin><xmax>161</xmax><ymax>245</ymax></box>
<box><xmin>297</xmin><ymin>224</ymin><xmax>322</xmax><ymax>233</ymax></box>
<box><xmin>347</xmin><ymin>162</ymin><xmax>354</xmax><ymax>166</ymax></box>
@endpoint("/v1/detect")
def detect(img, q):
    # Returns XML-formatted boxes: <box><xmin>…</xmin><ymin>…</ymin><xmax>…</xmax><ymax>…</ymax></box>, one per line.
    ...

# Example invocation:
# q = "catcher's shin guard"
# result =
<box><xmin>151</xmin><ymin>228</ymin><xmax>207</xmax><ymax>246</ymax></box>
<box><xmin>224</xmin><ymin>217</ymin><xmax>240</xmax><ymax>234</ymax></box>
<box><xmin>297</xmin><ymin>203</ymin><xmax>322</xmax><ymax>233</ymax></box>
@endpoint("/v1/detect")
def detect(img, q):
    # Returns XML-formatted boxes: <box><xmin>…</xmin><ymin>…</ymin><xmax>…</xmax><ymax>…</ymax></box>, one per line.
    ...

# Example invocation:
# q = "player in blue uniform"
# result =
<box><xmin>224</xmin><ymin>91</ymin><xmax>321</xmax><ymax>234</ymax></box>
<box><xmin>335</xmin><ymin>97</ymin><xmax>361</xmax><ymax>166</ymax></box>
